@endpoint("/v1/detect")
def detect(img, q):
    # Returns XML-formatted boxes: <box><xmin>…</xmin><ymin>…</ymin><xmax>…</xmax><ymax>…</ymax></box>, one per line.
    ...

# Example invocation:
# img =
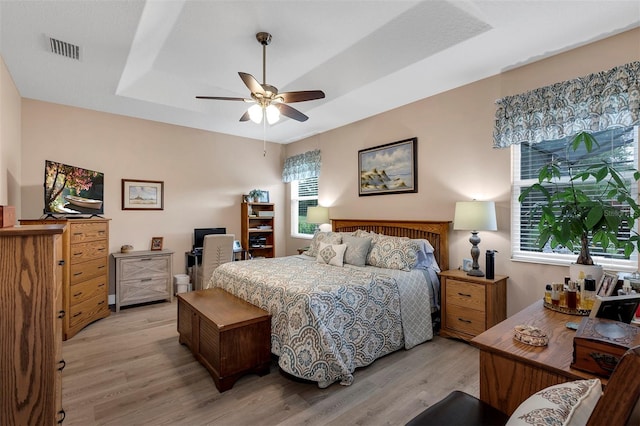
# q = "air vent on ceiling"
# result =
<box><xmin>48</xmin><ymin>36</ymin><xmax>80</xmax><ymax>60</ymax></box>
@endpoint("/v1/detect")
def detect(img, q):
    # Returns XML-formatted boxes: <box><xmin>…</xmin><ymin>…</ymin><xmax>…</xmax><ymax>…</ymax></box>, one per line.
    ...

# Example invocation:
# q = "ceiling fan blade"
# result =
<box><xmin>276</xmin><ymin>103</ymin><xmax>308</xmax><ymax>122</ymax></box>
<box><xmin>239</xmin><ymin>72</ymin><xmax>265</xmax><ymax>95</ymax></box>
<box><xmin>279</xmin><ymin>90</ymin><xmax>325</xmax><ymax>103</ymax></box>
<box><xmin>239</xmin><ymin>110</ymin><xmax>251</xmax><ymax>122</ymax></box>
<box><xmin>195</xmin><ymin>96</ymin><xmax>249</xmax><ymax>101</ymax></box>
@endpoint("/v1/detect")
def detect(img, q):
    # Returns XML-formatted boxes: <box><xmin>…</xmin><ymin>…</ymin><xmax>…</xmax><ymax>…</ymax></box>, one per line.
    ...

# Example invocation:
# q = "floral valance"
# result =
<box><xmin>493</xmin><ymin>61</ymin><xmax>640</xmax><ymax>148</ymax></box>
<box><xmin>282</xmin><ymin>149</ymin><xmax>321</xmax><ymax>182</ymax></box>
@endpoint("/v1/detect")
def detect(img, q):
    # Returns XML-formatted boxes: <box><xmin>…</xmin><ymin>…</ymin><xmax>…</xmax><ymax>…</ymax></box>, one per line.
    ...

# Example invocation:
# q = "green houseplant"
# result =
<box><xmin>519</xmin><ymin>131</ymin><xmax>640</xmax><ymax>267</ymax></box>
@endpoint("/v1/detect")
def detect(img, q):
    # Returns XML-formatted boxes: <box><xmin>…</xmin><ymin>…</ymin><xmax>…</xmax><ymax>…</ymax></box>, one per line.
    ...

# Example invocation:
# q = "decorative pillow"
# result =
<box><xmin>342</xmin><ymin>235</ymin><xmax>372</xmax><ymax>267</ymax></box>
<box><xmin>304</xmin><ymin>231</ymin><xmax>343</xmax><ymax>257</ymax></box>
<box><xmin>367</xmin><ymin>235</ymin><xmax>420</xmax><ymax>271</ymax></box>
<box><xmin>414</xmin><ymin>239</ymin><xmax>440</xmax><ymax>272</ymax></box>
<box><xmin>316</xmin><ymin>242</ymin><xmax>347</xmax><ymax>267</ymax></box>
<box><xmin>506</xmin><ymin>379</ymin><xmax>602</xmax><ymax>426</ymax></box>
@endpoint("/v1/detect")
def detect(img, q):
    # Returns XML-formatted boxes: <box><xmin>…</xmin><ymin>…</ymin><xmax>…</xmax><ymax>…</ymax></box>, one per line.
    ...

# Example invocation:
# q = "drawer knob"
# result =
<box><xmin>73</xmin><ymin>252</ymin><xmax>83</xmax><ymax>256</ymax></box>
<box><xmin>73</xmin><ymin>292</ymin><xmax>82</xmax><ymax>298</ymax></box>
<box><xmin>73</xmin><ymin>312</ymin><xmax>82</xmax><ymax>318</ymax></box>
<box><xmin>57</xmin><ymin>409</ymin><xmax>66</xmax><ymax>424</ymax></box>
<box><xmin>58</xmin><ymin>359</ymin><xmax>66</xmax><ymax>371</ymax></box>
<box><xmin>58</xmin><ymin>310</ymin><xmax>66</xmax><ymax>319</ymax></box>
<box><xmin>457</xmin><ymin>292</ymin><xmax>472</xmax><ymax>298</ymax></box>
<box><xmin>58</xmin><ymin>260</ymin><xmax>65</xmax><ymax>266</ymax></box>
<box><xmin>457</xmin><ymin>318</ymin><xmax>472</xmax><ymax>324</ymax></box>
<box><xmin>74</xmin><ymin>272</ymin><xmax>83</xmax><ymax>277</ymax></box>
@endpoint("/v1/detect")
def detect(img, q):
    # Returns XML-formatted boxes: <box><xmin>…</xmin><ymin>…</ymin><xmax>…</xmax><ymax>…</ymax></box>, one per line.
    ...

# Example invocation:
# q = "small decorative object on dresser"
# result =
<box><xmin>151</xmin><ymin>236</ymin><xmax>163</xmax><ymax>251</ymax></box>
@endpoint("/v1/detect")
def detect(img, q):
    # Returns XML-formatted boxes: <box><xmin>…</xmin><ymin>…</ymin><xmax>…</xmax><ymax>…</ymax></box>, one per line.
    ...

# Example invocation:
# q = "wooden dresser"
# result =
<box><xmin>439</xmin><ymin>269</ymin><xmax>508</xmax><ymax>341</ymax></box>
<box><xmin>0</xmin><ymin>225</ymin><xmax>66</xmax><ymax>425</ymax></box>
<box><xmin>20</xmin><ymin>218</ymin><xmax>111</xmax><ymax>339</ymax></box>
<box><xmin>111</xmin><ymin>250</ymin><xmax>174</xmax><ymax>311</ymax></box>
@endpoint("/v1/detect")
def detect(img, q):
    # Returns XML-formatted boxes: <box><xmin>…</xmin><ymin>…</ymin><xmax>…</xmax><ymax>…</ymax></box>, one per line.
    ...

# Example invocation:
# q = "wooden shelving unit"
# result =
<box><xmin>241</xmin><ymin>202</ymin><xmax>274</xmax><ymax>259</ymax></box>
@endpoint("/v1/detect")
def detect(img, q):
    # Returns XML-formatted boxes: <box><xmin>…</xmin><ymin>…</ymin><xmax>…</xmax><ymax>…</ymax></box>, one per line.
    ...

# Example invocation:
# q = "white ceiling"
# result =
<box><xmin>1</xmin><ymin>1</ymin><xmax>639</xmax><ymax>144</ymax></box>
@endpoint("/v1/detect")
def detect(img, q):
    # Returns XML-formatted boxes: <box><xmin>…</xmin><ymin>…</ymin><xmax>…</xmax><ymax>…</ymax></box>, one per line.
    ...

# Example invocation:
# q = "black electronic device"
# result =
<box><xmin>44</xmin><ymin>160</ymin><xmax>104</xmax><ymax>215</ymax></box>
<box><xmin>589</xmin><ymin>293</ymin><xmax>640</xmax><ymax>324</ymax></box>
<box><xmin>193</xmin><ymin>227</ymin><xmax>226</xmax><ymax>250</ymax></box>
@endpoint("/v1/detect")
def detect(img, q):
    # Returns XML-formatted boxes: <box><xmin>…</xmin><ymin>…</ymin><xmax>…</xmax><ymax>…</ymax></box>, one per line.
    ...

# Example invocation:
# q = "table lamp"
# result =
<box><xmin>453</xmin><ymin>201</ymin><xmax>497</xmax><ymax>277</ymax></box>
<box><xmin>307</xmin><ymin>206</ymin><xmax>330</xmax><ymax>232</ymax></box>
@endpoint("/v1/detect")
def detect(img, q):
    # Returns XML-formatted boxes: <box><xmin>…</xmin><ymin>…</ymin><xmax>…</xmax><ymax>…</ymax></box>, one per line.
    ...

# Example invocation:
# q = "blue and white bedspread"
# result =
<box><xmin>208</xmin><ymin>255</ymin><xmax>435</xmax><ymax>387</ymax></box>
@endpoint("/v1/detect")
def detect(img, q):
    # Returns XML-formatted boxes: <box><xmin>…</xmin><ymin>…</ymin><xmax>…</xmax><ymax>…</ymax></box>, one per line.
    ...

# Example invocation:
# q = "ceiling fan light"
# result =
<box><xmin>248</xmin><ymin>104</ymin><xmax>263</xmax><ymax>123</ymax></box>
<box><xmin>266</xmin><ymin>104</ymin><xmax>280</xmax><ymax>124</ymax></box>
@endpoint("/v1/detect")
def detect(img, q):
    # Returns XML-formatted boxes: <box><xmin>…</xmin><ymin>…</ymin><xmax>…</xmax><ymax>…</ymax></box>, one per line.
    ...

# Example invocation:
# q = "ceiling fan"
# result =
<box><xmin>196</xmin><ymin>32</ymin><xmax>325</xmax><ymax>124</ymax></box>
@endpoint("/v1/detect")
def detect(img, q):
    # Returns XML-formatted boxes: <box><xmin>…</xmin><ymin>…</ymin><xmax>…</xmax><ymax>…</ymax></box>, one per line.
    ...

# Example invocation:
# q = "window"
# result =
<box><xmin>290</xmin><ymin>176</ymin><xmax>318</xmax><ymax>238</ymax></box>
<box><xmin>512</xmin><ymin>126</ymin><xmax>639</xmax><ymax>269</ymax></box>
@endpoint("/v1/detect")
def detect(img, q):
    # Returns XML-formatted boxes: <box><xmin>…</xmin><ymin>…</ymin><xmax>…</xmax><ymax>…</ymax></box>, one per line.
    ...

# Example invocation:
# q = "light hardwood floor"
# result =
<box><xmin>62</xmin><ymin>301</ymin><xmax>479</xmax><ymax>425</ymax></box>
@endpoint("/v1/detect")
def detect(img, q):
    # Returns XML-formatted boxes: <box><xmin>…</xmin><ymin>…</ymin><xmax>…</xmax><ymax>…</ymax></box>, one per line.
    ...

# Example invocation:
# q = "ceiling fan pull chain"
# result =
<box><xmin>263</xmin><ymin>116</ymin><xmax>267</xmax><ymax>157</ymax></box>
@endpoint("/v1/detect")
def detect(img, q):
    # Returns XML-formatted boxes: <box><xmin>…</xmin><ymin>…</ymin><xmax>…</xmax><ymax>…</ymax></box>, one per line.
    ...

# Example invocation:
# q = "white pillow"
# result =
<box><xmin>316</xmin><ymin>242</ymin><xmax>347</xmax><ymax>267</ymax></box>
<box><xmin>506</xmin><ymin>379</ymin><xmax>602</xmax><ymax>426</ymax></box>
<box><xmin>304</xmin><ymin>231</ymin><xmax>343</xmax><ymax>257</ymax></box>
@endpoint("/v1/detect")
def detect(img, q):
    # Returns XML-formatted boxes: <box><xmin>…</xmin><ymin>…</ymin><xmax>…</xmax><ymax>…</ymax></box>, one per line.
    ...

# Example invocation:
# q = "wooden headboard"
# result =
<box><xmin>331</xmin><ymin>219</ymin><xmax>451</xmax><ymax>271</ymax></box>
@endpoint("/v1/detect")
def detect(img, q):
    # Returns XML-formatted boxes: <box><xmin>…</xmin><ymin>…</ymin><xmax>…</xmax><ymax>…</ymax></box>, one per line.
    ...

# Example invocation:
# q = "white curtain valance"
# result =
<box><xmin>282</xmin><ymin>149</ymin><xmax>321</xmax><ymax>183</ymax></box>
<box><xmin>493</xmin><ymin>61</ymin><xmax>640</xmax><ymax>148</ymax></box>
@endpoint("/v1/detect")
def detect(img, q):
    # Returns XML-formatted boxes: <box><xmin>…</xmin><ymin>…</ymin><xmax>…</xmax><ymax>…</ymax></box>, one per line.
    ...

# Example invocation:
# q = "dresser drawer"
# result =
<box><xmin>69</xmin><ymin>221</ymin><xmax>108</xmax><ymax>243</ymax></box>
<box><xmin>70</xmin><ymin>240</ymin><xmax>108</xmax><ymax>264</ymax></box>
<box><xmin>70</xmin><ymin>257</ymin><xmax>108</xmax><ymax>284</ymax></box>
<box><xmin>446</xmin><ymin>279</ymin><xmax>486</xmax><ymax>311</ymax></box>
<box><xmin>69</xmin><ymin>275</ymin><xmax>107</xmax><ymax>304</ymax></box>
<box><xmin>119</xmin><ymin>277</ymin><xmax>171</xmax><ymax>305</ymax></box>
<box><xmin>445</xmin><ymin>304</ymin><xmax>486</xmax><ymax>336</ymax></box>
<box><xmin>119</xmin><ymin>256</ymin><xmax>171</xmax><ymax>280</ymax></box>
<box><xmin>68</xmin><ymin>292</ymin><xmax>108</xmax><ymax>328</ymax></box>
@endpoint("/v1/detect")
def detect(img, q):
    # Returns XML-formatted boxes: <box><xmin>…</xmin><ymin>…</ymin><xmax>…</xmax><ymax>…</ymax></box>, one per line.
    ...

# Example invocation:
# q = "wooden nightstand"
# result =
<box><xmin>439</xmin><ymin>269</ymin><xmax>508</xmax><ymax>341</ymax></box>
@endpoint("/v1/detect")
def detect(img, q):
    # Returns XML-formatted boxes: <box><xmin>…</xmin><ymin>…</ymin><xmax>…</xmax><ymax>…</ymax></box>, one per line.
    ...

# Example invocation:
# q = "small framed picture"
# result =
<box><xmin>242</xmin><ymin>194</ymin><xmax>250</xmax><ymax>203</ymax></box>
<box><xmin>122</xmin><ymin>179</ymin><xmax>164</xmax><ymax>210</ymax></box>
<box><xmin>597</xmin><ymin>271</ymin><xmax>619</xmax><ymax>297</ymax></box>
<box><xmin>258</xmin><ymin>191</ymin><xmax>270</xmax><ymax>203</ymax></box>
<box><xmin>150</xmin><ymin>237</ymin><xmax>164</xmax><ymax>251</ymax></box>
<box><xmin>462</xmin><ymin>258</ymin><xmax>472</xmax><ymax>272</ymax></box>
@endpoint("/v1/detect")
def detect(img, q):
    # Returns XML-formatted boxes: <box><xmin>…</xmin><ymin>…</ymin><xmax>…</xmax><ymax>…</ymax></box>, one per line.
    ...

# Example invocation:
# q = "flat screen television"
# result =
<box><xmin>44</xmin><ymin>160</ymin><xmax>104</xmax><ymax>215</ymax></box>
<box><xmin>193</xmin><ymin>228</ymin><xmax>226</xmax><ymax>250</ymax></box>
<box><xmin>589</xmin><ymin>293</ymin><xmax>640</xmax><ymax>324</ymax></box>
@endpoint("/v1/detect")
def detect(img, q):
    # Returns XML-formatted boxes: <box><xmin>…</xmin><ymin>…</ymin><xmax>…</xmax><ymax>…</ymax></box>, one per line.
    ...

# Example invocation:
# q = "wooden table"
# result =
<box><xmin>471</xmin><ymin>300</ymin><xmax>605</xmax><ymax>415</ymax></box>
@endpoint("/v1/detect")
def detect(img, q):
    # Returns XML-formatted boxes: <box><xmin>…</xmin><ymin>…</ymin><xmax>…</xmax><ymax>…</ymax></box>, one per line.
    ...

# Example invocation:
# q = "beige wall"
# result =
<box><xmin>5</xmin><ymin>28</ymin><xmax>640</xmax><ymax>315</ymax></box>
<box><xmin>20</xmin><ymin>100</ymin><xmax>285</xmax><ymax>296</ymax></box>
<box><xmin>0</xmin><ymin>55</ymin><xmax>22</xmax><ymax>214</ymax></box>
<box><xmin>285</xmin><ymin>27</ymin><xmax>640</xmax><ymax>316</ymax></box>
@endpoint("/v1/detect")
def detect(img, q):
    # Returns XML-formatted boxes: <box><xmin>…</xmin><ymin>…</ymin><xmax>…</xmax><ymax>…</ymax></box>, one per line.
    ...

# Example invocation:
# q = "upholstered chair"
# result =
<box><xmin>196</xmin><ymin>234</ymin><xmax>234</xmax><ymax>290</ymax></box>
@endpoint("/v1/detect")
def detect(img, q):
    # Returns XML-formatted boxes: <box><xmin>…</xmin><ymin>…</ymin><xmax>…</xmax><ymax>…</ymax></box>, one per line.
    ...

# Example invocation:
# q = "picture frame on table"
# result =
<box><xmin>597</xmin><ymin>271</ymin><xmax>619</xmax><ymax>297</ymax></box>
<box><xmin>150</xmin><ymin>237</ymin><xmax>164</xmax><ymax>251</ymax></box>
<box><xmin>462</xmin><ymin>258</ymin><xmax>472</xmax><ymax>272</ymax></box>
<box><xmin>358</xmin><ymin>137</ymin><xmax>417</xmax><ymax>196</ymax></box>
<box><xmin>122</xmin><ymin>179</ymin><xmax>164</xmax><ymax>210</ymax></box>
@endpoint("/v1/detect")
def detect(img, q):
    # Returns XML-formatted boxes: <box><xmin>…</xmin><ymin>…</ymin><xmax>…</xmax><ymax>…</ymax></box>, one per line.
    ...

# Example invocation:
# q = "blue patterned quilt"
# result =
<box><xmin>208</xmin><ymin>255</ymin><xmax>436</xmax><ymax>387</ymax></box>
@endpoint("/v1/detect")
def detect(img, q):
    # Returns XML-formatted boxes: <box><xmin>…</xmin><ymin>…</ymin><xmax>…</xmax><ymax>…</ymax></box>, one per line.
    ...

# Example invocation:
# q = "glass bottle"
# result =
<box><xmin>582</xmin><ymin>278</ymin><xmax>596</xmax><ymax>310</ymax></box>
<box><xmin>566</xmin><ymin>281</ymin><xmax>577</xmax><ymax>310</ymax></box>
<box><xmin>544</xmin><ymin>284</ymin><xmax>552</xmax><ymax>304</ymax></box>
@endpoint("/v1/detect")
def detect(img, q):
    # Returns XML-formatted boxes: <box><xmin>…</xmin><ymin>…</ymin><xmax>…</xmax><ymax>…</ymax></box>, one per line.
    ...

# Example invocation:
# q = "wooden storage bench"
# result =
<box><xmin>177</xmin><ymin>288</ymin><xmax>271</xmax><ymax>392</ymax></box>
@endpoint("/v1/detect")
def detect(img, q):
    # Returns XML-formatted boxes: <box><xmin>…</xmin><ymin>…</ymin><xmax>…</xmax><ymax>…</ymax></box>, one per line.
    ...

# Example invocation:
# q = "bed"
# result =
<box><xmin>208</xmin><ymin>219</ymin><xmax>450</xmax><ymax>388</ymax></box>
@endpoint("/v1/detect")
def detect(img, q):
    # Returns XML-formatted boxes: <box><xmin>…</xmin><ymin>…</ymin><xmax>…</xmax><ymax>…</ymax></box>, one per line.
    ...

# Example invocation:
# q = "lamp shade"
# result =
<box><xmin>307</xmin><ymin>206</ymin><xmax>330</xmax><ymax>225</ymax></box>
<box><xmin>453</xmin><ymin>201</ymin><xmax>497</xmax><ymax>231</ymax></box>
